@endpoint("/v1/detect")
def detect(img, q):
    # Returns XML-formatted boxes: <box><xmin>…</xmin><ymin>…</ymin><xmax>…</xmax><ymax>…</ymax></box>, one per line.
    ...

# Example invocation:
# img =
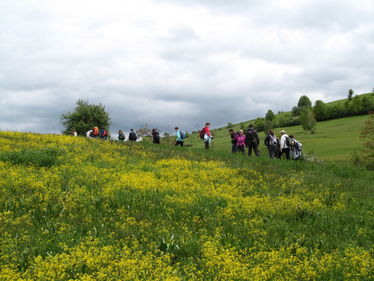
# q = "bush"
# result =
<box><xmin>353</xmin><ymin>113</ymin><xmax>374</xmax><ymax>170</ymax></box>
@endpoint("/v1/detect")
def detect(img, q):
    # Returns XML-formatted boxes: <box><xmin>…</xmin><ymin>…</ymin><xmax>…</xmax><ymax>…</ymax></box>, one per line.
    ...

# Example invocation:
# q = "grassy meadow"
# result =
<box><xmin>0</xmin><ymin>132</ymin><xmax>373</xmax><ymax>280</ymax></box>
<box><xmin>184</xmin><ymin>115</ymin><xmax>369</xmax><ymax>162</ymax></box>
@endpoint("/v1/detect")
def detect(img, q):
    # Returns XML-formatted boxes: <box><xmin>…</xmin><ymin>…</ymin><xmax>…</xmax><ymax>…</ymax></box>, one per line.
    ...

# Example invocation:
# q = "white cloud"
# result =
<box><xmin>0</xmin><ymin>0</ymin><xmax>373</xmax><ymax>134</ymax></box>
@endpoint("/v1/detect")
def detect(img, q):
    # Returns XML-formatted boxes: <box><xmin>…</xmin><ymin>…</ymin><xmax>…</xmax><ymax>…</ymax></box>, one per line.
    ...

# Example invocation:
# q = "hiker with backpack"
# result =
<box><xmin>200</xmin><ymin>122</ymin><xmax>212</xmax><ymax>149</ymax></box>
<box><xmin>175</xmin><ymin>127</ymin><xmax>185</xmax><ymax>147</ymax></box>
<box><xmin>235</xmin><ymin>130</ymin><xmax>246</xmax><ymax>155</ymax></box>
<box><xmin>152</xmin><ymin>128</ymin><xmax>160</xmax><ymax>144</ymax></box>
<box><xmin>229</xmin><ymin>128</ymin><xmax>237</xmax><ymax>153</ymax></box>
<box><xmin>118</xmin><ymin>130</ymin><xmax>126</xmax><ymax>141</ymax></box>
<box><xmin>289</xmin><ymin>135</ymin><xmax>303</xmax><ymax>160</ymax></box>
<box><xmin>264</xmin><ymin>129</ymin><xmax>279</xmax><ymax>159</ymax></box>
<box><xmin>245</xmin><ymin>124</ymin><xmax>260</xmax><ymax>157</ymax></box>
<box><xmin>279</xmin><ymin>130</ymin><xmax>291</xmax><ymax>160</ymax></box>
<box><xmin>92</xmin><ymin>127</ymin><xmax>99</xmax><ymax>138</ymax></box>
<box><xmin>100</xmin><ymin>128</ymin><xmax>108</xmax><ymax>140</ymax></box>
<box><xmin>128</xmin><ymin>129</ymin><xmax>138</xmax><ymax>142</ymax></box>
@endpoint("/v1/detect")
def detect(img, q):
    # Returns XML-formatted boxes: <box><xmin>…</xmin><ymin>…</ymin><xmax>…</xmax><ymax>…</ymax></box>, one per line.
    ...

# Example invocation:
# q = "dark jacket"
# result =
<box><xmin>245</xmin><ymin>129</ymin><xmax>259</xmax><ymax>146</ymax></box>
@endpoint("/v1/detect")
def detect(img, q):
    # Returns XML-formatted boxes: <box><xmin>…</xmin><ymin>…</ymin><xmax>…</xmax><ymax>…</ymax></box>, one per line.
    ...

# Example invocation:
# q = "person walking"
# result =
<box><xmin>245</xmin><ymin>124</ymin><xmax>260</xmax><ymax>157</ymax></box>
<box><xmin>175</xmin><ymin>127</ymin><xmax>184</xmax><ymax>147</ymax></box>
<box><xmin>201</xmin><ymin>122</ymin><xmax>212</xmax><ymax>149</ymax></box>
<box><xmin>229</xmin><ymin>129</ymin><xmax>237</xmax><ymax>153</ymax></box>
<box><xmin>152</xmin><ymin>128</ymin><xmax>160</xmax><ymax>144</ymax></box>
<box><xmin>92</xmin><ymin>127</ymin><xmax>99</xmax><ymax>138</ymax></box>
<box><xmin>289</xmin><ymin>135</ymin><xmax>303</xmax><ymax>160</ymax></box>
<box><xmin>118</xmin><ymin>130</ymin><xmax>126</xmax><ymax>141</ymax></box>
<box><xmin>264</xmin><ymin>130</ymin><xmax>279</xmax><ymax>159</ymax></box>
<box><xmin>235</xmin><ymin>130</ymin><xmax>246</xmax><ymax>155</ymax></box>
<box><xmin>128</xmin><ymin>129</ymin><xmax>138</xmax><ymax>142</ymax></box>
<box><xmin>100</xmin><ymin>128</ymin><xmax>108</xmax><ymax>140</ymax></box>
<box><xmin>279</xmin><ymin>130</ymin><xmax>291</xmax><ymax>160</ymax></box>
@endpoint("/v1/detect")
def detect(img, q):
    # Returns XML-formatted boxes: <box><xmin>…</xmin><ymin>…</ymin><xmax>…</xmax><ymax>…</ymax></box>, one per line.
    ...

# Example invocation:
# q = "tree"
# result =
<box><xmin>136</xmin><ymin>125</ymin><xmax>152</xmax><ymax>141</ymax></box>
<box><xmin>348</xmin><ymin>89</ymin><xmax>354</xmax><ymax>101</ymax></box>
<box><xmin>291</xmin><ymin>106</ymin><xmax>301</xmax><ymax>117</ymax></box>
<box><xmin>297</xmin><ymin>95</ymin><xmax>312</xmax><ymax>109</ymax></box>
<box><xmin>60</xmin><ymin>100</ymin><xmax>111</xmax><ymax>136</ymax></box>
<box><xmin>313</xmin><ymin>100</ymin><xmax>327</xmax><ymax>121</ymax></box>
<box><xmin>353</xmin><ymin>113</ymin><xmax>374</xmax><ymax>170</ymax></box>
<box><xmin>300</xmin><ymin>109</ymin><xmax>316</xmax><ymax>133</ymax></box>
<box><xmin>265</xmin><ymin>110</ymin><xmax>276</xmax><ymax>121</ymax></box>
<box><xmin>226</xmin><ymin>122</ymin><xmax>234</xmax><ymax>129</ymax></box>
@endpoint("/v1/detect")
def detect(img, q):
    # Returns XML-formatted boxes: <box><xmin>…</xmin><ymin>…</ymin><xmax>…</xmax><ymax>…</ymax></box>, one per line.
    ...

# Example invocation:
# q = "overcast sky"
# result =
<box><xmin>1</xmin><ymin>0</ymin><xmax>373</xmax><ymax>134</ymax></box>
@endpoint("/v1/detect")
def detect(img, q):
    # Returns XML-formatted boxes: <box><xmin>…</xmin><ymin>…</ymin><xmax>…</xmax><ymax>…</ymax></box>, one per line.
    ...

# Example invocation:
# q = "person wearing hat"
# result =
<box><xmin>279</xmin><ymin>129</ymin><xmax>291</xmax><ymax>160</ymax></box>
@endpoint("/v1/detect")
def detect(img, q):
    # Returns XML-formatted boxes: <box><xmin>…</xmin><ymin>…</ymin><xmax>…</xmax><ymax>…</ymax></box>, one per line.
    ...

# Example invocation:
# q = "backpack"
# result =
<box><xmin>199</xmin><ymin>129</ymin><xmax>205</xmax><ymax>139</ymax></box>
<box><xmin>246</xmin><ymin>129</ymin><xmax>257</xmax><ymax>143</ymax></box>
<box><xmin>129</xmin><ymin>131</ymin><xmax>137</xmax><ymax>141</ymax></box>
<box><xmin>93</xmin><ymin>127</ymin><xmax>99</xmax><ymax>136</ymax></box>
<box><xmin>269</xmin><ymin>135</ymin><xmax>278</xmax><ymax>147</ymax></box>
<box><xmin>285</xmin><ymin>136</ymin><xmax>294</xmax><ymax>147</ymax></box>
<box><xmin>101</xmin><ymin>129</ymin><xmax>107</xmax><ymax>137</ymax></box>
<box><xmin>180</xmin><ymin>131</ymin><xmax>186</xmax><ymax>140</ymax></box>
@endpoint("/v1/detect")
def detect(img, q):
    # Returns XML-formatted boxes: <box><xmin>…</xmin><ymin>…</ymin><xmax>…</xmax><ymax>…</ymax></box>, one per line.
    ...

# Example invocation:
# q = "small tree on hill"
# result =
<box><xmin>353</xmin><ymin>113</ymin><xmax>374</xmax><ymax>170</ymax></box>
<box><xmin>313</xmin><ymin>100</ymin><xmax>327</xmax><ymax>121</ymax></box>
<box><xmin>60</xmin><ymin>99</ymin><xmax>111</xmax><ymax>136</ymax></box>
<box><xmin>298</xmin><ymin>95</ymin><xmax>312</xmax><ymax>109</ymax></box>
<box><xmin>348</xmin><ymin>89</ymin><xmax>354</xmax><ymax>101</ymax></box>
<box><xmin>136</xmin><ymin>125</ymin><xmax>152</xmax><ymax>141</ymax></box>
<box><xmin>300</xmin><ymin>109</ymin><xmax>316</xmax><ymax>133</ymax></box>
<box><xmin>227</xmin><ymin>122</ymin><xmax>234</xmax><ymax>129</ymax></box>
<box><xmin>265</xmin><ymin>110</ymin><xmax>276</xmax><ymax>121</ymax></box>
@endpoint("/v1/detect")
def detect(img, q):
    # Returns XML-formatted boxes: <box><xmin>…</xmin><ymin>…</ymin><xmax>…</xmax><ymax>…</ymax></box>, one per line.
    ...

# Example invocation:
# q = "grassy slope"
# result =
<box><xmin>185</xmin><ymin>115</ymin><xmax>368</xmax><ymax>161</ymax></box>
<box><xmin>186</xmin><ymin>115</ymin><xmax>367</xmax><ymax>161</ymax></box>
<box><xmin>183</xmin><ymin>93</ymin><xmax>374</xmax><ymax>162</ymax></box>
<box><xmin>0</xmin><ymin>132</ymin><xmax>373</xmax><ymax>280</ymax></box>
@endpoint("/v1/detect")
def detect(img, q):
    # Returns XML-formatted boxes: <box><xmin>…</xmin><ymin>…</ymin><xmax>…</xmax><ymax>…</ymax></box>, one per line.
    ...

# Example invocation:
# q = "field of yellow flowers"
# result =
<box><xmin>0</xmin><ymin>132</ymin><xmax>373</xmax><ymax>280</ymax></box>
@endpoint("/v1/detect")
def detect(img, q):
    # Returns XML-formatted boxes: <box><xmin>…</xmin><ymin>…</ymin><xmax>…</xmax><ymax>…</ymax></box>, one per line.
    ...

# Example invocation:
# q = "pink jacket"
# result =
<box><xmin>235</xmin><ymin>135</ymin><xmax>246</xmax><ymax>146</ymax></box>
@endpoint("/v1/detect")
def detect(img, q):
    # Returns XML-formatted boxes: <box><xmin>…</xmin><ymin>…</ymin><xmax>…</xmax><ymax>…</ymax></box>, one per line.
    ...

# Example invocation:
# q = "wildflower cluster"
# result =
<box><xmin>0</xmin><ymin>132</ymin><xmax>372</xmax><ymax>280</ymax></box>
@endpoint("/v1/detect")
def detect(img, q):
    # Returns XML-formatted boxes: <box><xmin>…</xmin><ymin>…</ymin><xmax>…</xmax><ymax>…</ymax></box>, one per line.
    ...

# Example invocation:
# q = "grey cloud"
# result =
<box><xmin>1</xmin><ymin>0</ymin><xmax>374</xmax><ymax>135</ymax></box>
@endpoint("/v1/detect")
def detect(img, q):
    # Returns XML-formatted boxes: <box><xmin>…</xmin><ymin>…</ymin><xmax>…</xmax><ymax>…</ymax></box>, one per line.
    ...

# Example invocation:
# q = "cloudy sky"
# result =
<box><xmin>1</xmin><ymin>0</ymin><xmax>373</xmax><ymax>134</ymax></box>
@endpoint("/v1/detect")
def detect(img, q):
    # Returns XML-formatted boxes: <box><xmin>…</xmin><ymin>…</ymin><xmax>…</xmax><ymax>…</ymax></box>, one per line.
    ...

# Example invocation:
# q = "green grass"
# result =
<box><xmin>0</xmin><ymin>132</ymin><xmax>373</xmax><ymax>279</ymax></box>
<box><xmin>184</xmin><ymin>115</ymin><xmax>369</xmax><ymax>162</ymax></box>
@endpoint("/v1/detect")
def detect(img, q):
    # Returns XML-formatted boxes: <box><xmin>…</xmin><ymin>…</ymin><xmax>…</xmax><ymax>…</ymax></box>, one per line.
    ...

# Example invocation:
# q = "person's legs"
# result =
<box><xmin>247</xmin><ymin>143</ymin><xmax>253</xmax><ymax>156</ymax></box>
<box><xmin>253</xmin><ymin>143</ymin><xmax>260</xmax><ymax>157</ymax></box>
<box><xmin>175</xmin><ymin>141</ymin><xmax>183</xmax><ymax>147</ymax></box>
<box><xmin>205</xmin><ymin>141</ymin><xmax>209</xmax><ymax>149</ymax></box>
<box><xmin>232</xmin><ymin>143</ymin><xmax>237</xmax><ymax>153</ymax></box>
<box><xmin>284</xmin><ymin>148</ymin><xmax>290</xmax><ymax>160</ymax></box>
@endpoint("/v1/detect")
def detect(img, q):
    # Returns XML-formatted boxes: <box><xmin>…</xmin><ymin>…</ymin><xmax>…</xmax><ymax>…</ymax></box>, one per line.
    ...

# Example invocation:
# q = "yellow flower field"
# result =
<box><xmin>0</xmin><ymin>132</ymin><xmax>372</xmax><ymax>280</ymax></box>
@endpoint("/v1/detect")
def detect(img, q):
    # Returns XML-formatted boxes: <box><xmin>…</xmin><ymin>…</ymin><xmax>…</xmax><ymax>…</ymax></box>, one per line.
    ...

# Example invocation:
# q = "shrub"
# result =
<box><xmin>353</xmin><ymin>113</ymin><xmax>374</xmax><ymax>170</ymax></box>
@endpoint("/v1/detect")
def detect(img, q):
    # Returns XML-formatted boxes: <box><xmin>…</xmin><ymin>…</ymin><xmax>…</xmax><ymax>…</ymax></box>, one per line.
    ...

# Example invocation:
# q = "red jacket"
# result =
<box><xmin>202</xmin><ymin>126</ymin><xmax>211</xmax><ymax>137</ymax></box>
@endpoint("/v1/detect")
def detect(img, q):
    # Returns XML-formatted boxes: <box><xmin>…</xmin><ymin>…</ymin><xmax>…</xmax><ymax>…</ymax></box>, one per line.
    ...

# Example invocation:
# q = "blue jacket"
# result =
<box><xmin>176</xmin><ymin>130</ymin><xmax>183</xmax><ymax>142</ymax></box>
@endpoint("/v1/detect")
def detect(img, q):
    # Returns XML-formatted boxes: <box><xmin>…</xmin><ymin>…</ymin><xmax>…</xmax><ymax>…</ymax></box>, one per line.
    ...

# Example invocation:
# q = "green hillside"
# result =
<box><xmin>185</xmin><ymin>115</ymin><xmax>368</xmax><ymax>162</ymax></box>
<box><xmin>0</xmin><ymin>132</ymin><xmax>373</xmax><ymax>280</ymax></box>
<box><xmin>182</xmin><ymin>92</ymin><xmax>374</xmax><ymax>162</ymax></box>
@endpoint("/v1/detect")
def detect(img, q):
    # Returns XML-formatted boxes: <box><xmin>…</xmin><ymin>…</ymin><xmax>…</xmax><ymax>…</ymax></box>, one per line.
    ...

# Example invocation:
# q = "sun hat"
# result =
<box><xmin>279</xmin><ymin>130</ymin><xmax>286</xmax><ymax>134</ymax></box>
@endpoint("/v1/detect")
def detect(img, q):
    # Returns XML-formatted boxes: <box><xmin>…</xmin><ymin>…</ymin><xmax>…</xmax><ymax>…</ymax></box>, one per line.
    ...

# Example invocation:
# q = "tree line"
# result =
<box><xmin>235</xmin><ymin>91</ymin><xmax>374</xmax><ymax>134</ymax></box>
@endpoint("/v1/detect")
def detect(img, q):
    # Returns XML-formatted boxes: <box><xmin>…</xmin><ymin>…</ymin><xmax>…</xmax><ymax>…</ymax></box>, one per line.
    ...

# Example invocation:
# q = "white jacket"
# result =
<box><xmin>280</xmin><ymin>134</ymin><xmax>289</xmax><ymax>150</ymax></box>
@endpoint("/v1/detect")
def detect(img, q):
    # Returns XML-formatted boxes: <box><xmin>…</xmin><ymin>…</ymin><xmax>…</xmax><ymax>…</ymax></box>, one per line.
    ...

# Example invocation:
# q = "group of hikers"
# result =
<box><xmin>230</xmin><ymin>124</ymin><xmax>303</xmax><ymax>160</ymax></box>
<box><xmin>174</xmin><ymin>122</ymin><xmax>213</xmax><ymax>149</ymax></box>
<box><xmin>74</xmin><ymin>122</ymin><xmax>302</xmax><ymax>160</ymax></box>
